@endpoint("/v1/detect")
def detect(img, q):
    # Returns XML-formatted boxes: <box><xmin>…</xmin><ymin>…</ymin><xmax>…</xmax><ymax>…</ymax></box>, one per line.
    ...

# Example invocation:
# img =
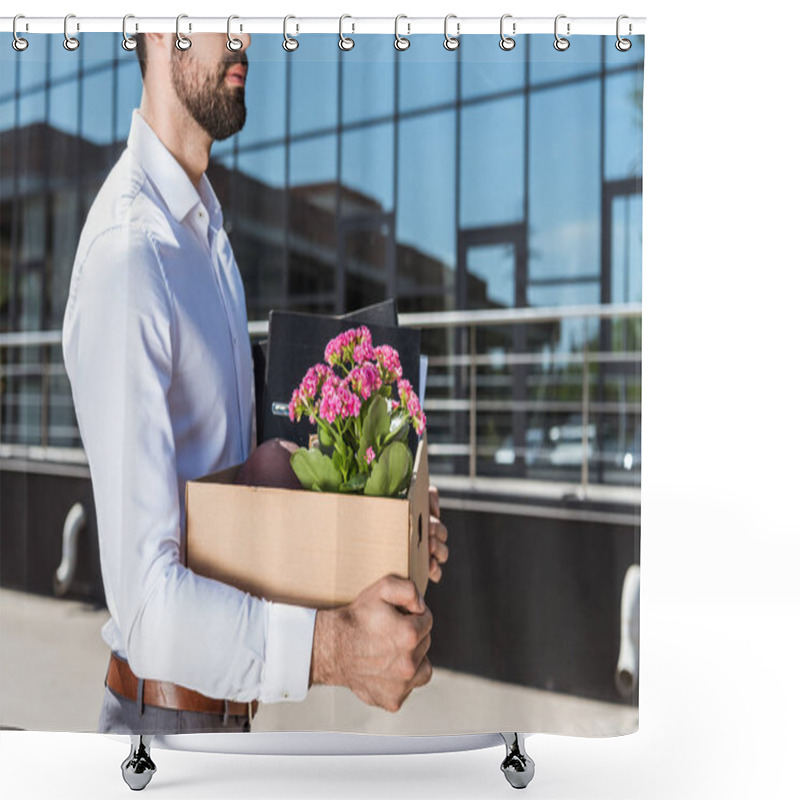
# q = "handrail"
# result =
<box><xmin>0</xmin><ymin>303</ymin><xmax>641</xmax><ymax>347</ymax></box>
<box><xmin>1</xmin><ymin>302</ymin><xmax>641</xmax><ymax>500</ymax></box>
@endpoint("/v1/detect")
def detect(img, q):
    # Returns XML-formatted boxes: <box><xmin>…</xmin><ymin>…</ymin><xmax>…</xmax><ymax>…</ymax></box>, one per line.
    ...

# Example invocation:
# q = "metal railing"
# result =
<box><xmin>1</xmin><ymin>302</ymin><xmax>641</xmax><ymax>500</ymax></box>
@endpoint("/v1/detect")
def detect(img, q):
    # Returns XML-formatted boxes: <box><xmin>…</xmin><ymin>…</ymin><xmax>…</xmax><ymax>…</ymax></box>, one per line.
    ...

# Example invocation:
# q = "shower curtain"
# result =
<box><xmin>0</xmin><ymin>26</ymin><xmax>644</xmax><ymax>739</ymax></box>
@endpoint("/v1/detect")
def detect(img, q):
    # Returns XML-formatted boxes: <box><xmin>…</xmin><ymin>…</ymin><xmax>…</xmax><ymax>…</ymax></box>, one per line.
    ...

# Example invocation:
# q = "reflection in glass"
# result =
<box><xmin>0</xmin><ymin>100</ymin><xmax>13</xmax><ymax>134</ymax></box>
<box><xmin>288</xmin><ymin>134</ymin><xmax>338</xmax><ymax>314</ymax></box>
<box><xmin>19</xmin><ymin>90</ymin><xmax>46</xmax><ymax>128</ymax></box>
<box><xmin>17</xmin><ymin>45</ymin><xmax>47</xmax><ymax>92</ymax></box>
<box><xmin>529</xmin><ymin>34</ymin><xmax>602</xmax><ymax>85</ymax></box>
<box><xmin>49</xmin><ymin>79</ymin><xmax>79</xmax><ymax>135</ymax></box>
<box><xmin>289</xmin><ymin>35</ymin><xmax>338</xmax><ymax>137</ymax></box>
<box><xmin>50</xmin><ymin>187</ymin><xmax>81</xmax><ymax>327</ymax></box>
<box><xmin>398</xmin><ymin>35</ymin><xmax>457</xmax><ymax>113</ymax></box>
<box><xmin>81</xmin><ymin>32</ymin><xmax>115</xmax><ymax>64</ymax></box>
<box><xmin>611</xmin><ymin>194</ymin><xmax>643</xmax><ymax>306</ymax></box>
<box><xmin>528</xmin><ymin>81</ymin><xmax>601</xmax><ymax>284</ymax></box>
<box><xmin>230</xmin><ymin>147</ymin><xmax>287</xmax><ymax>318</ymax></box>
<box><xmin>461</xmin><ymin>35</ymin><xmax>525</xmax><ymax>101</ymax></box>
<box><xmin>466</xmin><ymin>242</ymin><xmax>515</xmax><ymax>309</ymax></box>
<box><xmin>341</xmin><ymin>123</ymin><xmax>394</xmax><ymax>216</ymax></box>
<box><xmin>343</xmin><ymin>223</ymin><xmax>389</xmax><ymax>312</ymax></box>
<box><xmin>397</xmin><ymin>111</ymin><xmax>456</xmax><ymax>313</ymax></box>
<box><xmin>0</xmin><ymin>57</ymin><xmax>16</xmax><ymax>98</ymax></box>
<box><xmin>342</xmin><ymin>36</ymin><xmax>394</xmax><ymax>125</ymax></box>
<box><xmin>604</xmin><ymin>71</ymin><xmax>644</xmax><ymax>180</ymax></box>
<box><xmin>460</xmin><ymin>96</ymin><xmax>524</xmax><ymax>228</ymax></box>
<box><xmin>49</xmin><ymin>34</ymin><xmax>79</xmax><ymax>82</ymax></box>
<box><xmin>80</xmin><ymin>68</ymin><xmax>114</xmax><ymax>144</ymax></box>
<box><xmin>115</xmin><ymin>62</ymin><xmax>141</xmax><ymax>142</ymax></box>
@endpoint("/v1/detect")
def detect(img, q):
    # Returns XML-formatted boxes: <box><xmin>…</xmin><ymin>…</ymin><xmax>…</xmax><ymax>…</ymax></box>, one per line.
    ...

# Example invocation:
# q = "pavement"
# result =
<box><xmin>0</xmin><ymin>588</ymin><xmax>637</xmax><ymax>736</ymax></box>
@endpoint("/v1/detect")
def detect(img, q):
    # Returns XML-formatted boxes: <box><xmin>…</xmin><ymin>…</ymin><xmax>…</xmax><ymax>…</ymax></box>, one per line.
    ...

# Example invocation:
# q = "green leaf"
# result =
<box><xmin>318</xmin><ymin>425</ymin><xmax>335</xmax><ymax>448</ymax></box>
<box><xmin>290</xmin><ymin>448</ymin><xmax>343</xmax><ymax>493</ymax></box>
<box><xmin>364</xmin><ymin>441</ymin><xmax>413</xmax><ymax>497</ymax></box>
<box><xmin>358</xmin><ymin>396</ymin><xmax>391</xmax><ymax>463</ymax></box>
<box><xmin>339</xmin><ymin>472</ymin><xmax>368</xmax><ymax>493</ymax></box>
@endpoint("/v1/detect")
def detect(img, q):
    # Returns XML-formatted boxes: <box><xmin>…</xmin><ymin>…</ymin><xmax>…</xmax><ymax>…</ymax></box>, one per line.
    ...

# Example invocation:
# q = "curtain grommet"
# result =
<box><xmin>283</xmin><ymin>15</ymin><xmax>299</xmax><ymax>52</ymax></box>
<box><xmin>63</xmin><ymin>13</ymin><xmax>80</xmax><ymax>51</ymax></box>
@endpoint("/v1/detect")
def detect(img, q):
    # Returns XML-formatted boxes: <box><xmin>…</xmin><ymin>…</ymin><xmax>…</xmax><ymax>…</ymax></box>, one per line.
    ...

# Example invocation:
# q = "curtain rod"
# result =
<box><xmin>1</xmin><ymin>16</ymin><xmax>646</xmax><ymax>36</ymax></box>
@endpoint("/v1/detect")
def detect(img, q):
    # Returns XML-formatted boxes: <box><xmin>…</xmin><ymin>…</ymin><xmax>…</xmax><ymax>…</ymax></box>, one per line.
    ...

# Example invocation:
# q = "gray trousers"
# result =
<box><xmin>97</xmin><ymin>685</ymin><xmax>252</xmax><ymax>734</ymax></box>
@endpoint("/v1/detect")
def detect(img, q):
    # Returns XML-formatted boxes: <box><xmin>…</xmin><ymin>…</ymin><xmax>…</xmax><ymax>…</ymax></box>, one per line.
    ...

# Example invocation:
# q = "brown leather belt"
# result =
<box><xmin>105</xmin><ymin>652</ymin><xmax>257</xmax><ymax>719</ymax></box>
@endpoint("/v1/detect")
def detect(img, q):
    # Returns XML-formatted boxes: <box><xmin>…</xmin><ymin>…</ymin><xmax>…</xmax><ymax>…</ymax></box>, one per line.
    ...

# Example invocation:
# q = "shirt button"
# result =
<box><xmin>282</xmin><ymin>692</ymin><xmax>290</xmax><ymax>699</ymax></box>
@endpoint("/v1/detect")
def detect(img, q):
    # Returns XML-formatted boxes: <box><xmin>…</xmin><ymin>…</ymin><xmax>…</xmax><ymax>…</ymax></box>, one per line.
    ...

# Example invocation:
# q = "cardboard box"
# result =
<box><xmin>185</xmin><ymin>435</ymin><xmax>429</xmax><ymax>609</ymax></box>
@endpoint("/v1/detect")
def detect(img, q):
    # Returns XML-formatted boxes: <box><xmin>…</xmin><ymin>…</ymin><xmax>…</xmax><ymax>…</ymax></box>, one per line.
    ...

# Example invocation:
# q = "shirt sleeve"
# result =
<box><xmin>62</xmin><ymin>224</ymin><xmax>316</xmax><ymax>704</ymax></box>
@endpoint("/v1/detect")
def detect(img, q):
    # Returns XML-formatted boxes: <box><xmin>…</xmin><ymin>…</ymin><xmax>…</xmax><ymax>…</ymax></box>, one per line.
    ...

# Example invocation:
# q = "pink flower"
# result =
<box><xmin>397</xmin><ymin>379</ymin><xmax>425</xmax><ymax>434</ymax></box>
<box><xmin>324</xmin><ymin>327</ymin><xmax>373</xmax><ymax>368</ymax></box>
<box><xmin>337</xmin><ymin>382</ymin><xmax>362</xmax><ymax>419</ymax></box>
<box><xmin>365</xmin><ymin>447</ymin><xmax>376</xmax><ymax>465</ymax></box>
<box><xmin>353</xmin><ymin>340</ymin><xmax>374</xmax><ymax>364</ymax></box>
<box><xmin>374</xmin><ymin>345</ymin><xmax>403</xmax><ymax>382</ymax></box>
<box><xmin>348</xmin><ymin>363</ymin><xmax>382</xmax><ymax>400</ymax></box>
<box><xmin>318</xmin><ymin>376</ymin><xmax>343</xmax><ymax>423</ymax></box>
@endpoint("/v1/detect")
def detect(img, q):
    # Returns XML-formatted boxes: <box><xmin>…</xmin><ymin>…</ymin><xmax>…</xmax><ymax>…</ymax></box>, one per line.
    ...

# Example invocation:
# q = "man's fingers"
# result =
<box><xmin>410</xmin><ymin>656</ymin><xmax>433</xmax><ymax>689</ymax></box>
<box><xmin>407</xmin><ymin>606</ymin><xmax>433</xmax><ymax>640</ymax></box>
<box><xmin>429</xmin><ymin>535</ymin><xmax>449</xmax><ymax>565</ymax></box>
<box><xmin>429</xmin><ymin>517</ymin><xmax>448</xmax><ymax>543</ymax></box>
<box><xmin>377</xmin><ymin>575</ymin><xmax>424</xmax><ymax>614</ymax></box>
<box><xmin>428</xmin><ymin>486</ymin><xmax>441</xmax><ymax>519</ymax></box>
<box><xmin>429</xmin><ymin>556</ymin><xmax>442</xmax><ymax>583</ymax></box>
<box><xmin>411</xmin><ymin>632</ymin><xmax>432</xmax><ymax>668</ymax></box>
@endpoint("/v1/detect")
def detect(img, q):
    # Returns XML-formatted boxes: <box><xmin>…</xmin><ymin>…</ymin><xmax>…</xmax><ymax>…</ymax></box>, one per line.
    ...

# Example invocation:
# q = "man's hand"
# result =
<box><xmin>310</xmin><ymin>575</ymin><xmax>433</xmax><ymax>712</ymax></box>
<box><xmin>428</xmin><ymin>485</ymin><xmax>449</xmax><ymax>583</ymax></box>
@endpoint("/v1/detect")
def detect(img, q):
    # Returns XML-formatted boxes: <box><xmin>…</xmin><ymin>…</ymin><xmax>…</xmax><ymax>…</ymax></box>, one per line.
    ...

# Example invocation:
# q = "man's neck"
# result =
<box><xmin>138</xmin><ymin>95</ymin><xmax>212</xmax><ymax>190</ymax></box>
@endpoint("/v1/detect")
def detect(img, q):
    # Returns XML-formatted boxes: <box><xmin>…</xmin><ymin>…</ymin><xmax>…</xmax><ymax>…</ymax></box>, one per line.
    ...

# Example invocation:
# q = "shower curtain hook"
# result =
<box><xmin>615</xmin><ymin>15</ymin><xmax>632</xmax><ymax>51</ymax></box>
<box><xmin>122</xmin><ymin>15</ymin><xmax>138</xmax><ymax>51</ymax></box>
<box><xmin>394</xmin><ymin>15</ymin><xmax>410</xmax><ymax>51</ymax></box>
<box><xmin>283</xmin><ymin>15</ymin><xmax>299</xmax><ymax>52</ymax></box>
<box><xmin>175</xmin><ymin>14</ymin><xmax>192</xmax><ymax>50</ymax></box>
<box><xmin>227</xmin><ymin>15</ymin><xmax>243</xmax><ymax>51</ymax></box>
<box><xmin>339</xmin><ymin>15</ymin><xmax>355</xmax><ymax>50</ymax></box>
<box><xmin>499</xmin><ymin>14</ymin><xmax>516</xmax><ymax>51</ymax></box>
<box><xmin>63</xmin><ymin>13</ymin><xmax>80</xmax><ymax>51</ymax></box>
<box><xmin>444</xmin><ymin>14</ymin><xmax>460</xmax><ymax>51</ymax></box>
<box><xmin>554</xmin><ymin>14</ymin><xmax>570</xmax><ymax>51</ymax></box>
<box><xmin>12</xmin><ymin>14</ymin><xmax>29</xmax><ymax>52</ymax></box>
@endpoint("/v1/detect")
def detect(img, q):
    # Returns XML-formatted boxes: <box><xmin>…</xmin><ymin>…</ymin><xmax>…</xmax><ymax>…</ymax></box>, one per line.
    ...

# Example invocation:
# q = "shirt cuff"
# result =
<box><xmin>259</xmin><ymin>601</ymin><xmax>317</xmax><ymax>703</ymax></box>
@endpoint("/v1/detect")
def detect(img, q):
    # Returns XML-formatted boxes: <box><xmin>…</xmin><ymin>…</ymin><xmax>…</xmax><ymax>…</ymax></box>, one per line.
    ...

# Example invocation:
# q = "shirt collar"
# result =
<box><xmin>127</xmin><ymin>109</ymin><xmax>223</xmax><ymax>231</ymax></box>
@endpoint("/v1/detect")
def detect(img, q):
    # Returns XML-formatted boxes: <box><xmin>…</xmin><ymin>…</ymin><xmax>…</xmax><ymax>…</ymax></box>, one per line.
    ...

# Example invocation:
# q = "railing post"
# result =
<box><xmin>41</xmin><ymin>344</ymin><xmax>50</xmax><ymax>447</ymax></box>
<box><xmin>469</xmin><ymin>324</ymin><xmax>477</xmax><ymax>480</ymax></box>
<box><xmin>581</xmin><ymin>318</ymin><xmax>589</xmax><ymax>497</ymax></box>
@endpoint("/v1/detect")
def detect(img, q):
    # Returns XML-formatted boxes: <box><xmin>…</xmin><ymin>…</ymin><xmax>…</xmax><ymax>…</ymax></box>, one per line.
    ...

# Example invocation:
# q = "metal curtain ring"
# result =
<box><xmin>554</xmin><ymin>14</ymin><xmax>570</xmax><ymax>51</ymax></box>
<box><xmin>339</xmin><ymin>14</ymin><xmax>354</xmax><ymax>51</ymax></box>
<box><xmin>500</xmin><ymin>14</ymin><xmax>515</xmax><ymax>51</ymax></box>
<box><xmin>283</xmin><ymin>15</ymin><xmax>299</xmax><ymax>51</ymax></box>
<box><xmin>443</xmin><ymin>14</ymin><xmax>460</xmax><ymax>51</ymax></box>
<box><xmin>227</xmin><ymin>15</ymin><xmax>243</xmax><ymax>51</ymax></box>
<box><xmin>122</xmin><ymin>14</ymin><xmax>138</xmax><ymax>51</ymax></box>
<box><xmin>394</xmin><ymin>14</ymin><xmax>410</xmax><ymax>50</ymax></box>
<box><xmin>616</xmin><ymin>15</ymin><xmax>632</xmax><ymax>51</ymax></box>
<box><xmin>176</xmin><ymin>14</ymin><xmax>191</xmax><ymax>51</ymax></box>
<box><xmin>12</xmin><ymin>14</ymin><xmax>29</xmax><ymax>51</ymax></box>
<box><xmin>63</xmin><ymin>13</ymin><xmax>79</xmax><ymax>51</ymax></box>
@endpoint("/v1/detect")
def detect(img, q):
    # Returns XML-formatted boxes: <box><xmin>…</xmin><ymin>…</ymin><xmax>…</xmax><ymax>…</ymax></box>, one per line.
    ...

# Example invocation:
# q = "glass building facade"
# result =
<box><xmin>1</xmin><ymin>34</ymin><xmax>644</xmax><ymax>488</ymax></box>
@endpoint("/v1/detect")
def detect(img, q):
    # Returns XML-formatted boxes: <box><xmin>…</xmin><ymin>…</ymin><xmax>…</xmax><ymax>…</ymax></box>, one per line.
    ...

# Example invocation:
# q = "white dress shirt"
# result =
<box><xmin>62</xmin><ymin>110</ymin><xmax>317</xmax><ymax>705</ymax></box>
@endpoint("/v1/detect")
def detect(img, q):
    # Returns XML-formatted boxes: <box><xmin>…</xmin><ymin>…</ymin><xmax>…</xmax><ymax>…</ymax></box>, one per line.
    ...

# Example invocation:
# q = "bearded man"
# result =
<box><xmin>62</xmin><ymin>31</ymin><xmax>446</xmax><ymax>738</ymax></box>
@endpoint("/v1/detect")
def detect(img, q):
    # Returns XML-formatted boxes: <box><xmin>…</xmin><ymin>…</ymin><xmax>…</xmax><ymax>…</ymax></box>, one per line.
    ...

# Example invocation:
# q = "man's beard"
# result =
<box><xmin>171</xmin><ymin>50</ymin><xmax>247</xmax><ymax>141</ymax></box>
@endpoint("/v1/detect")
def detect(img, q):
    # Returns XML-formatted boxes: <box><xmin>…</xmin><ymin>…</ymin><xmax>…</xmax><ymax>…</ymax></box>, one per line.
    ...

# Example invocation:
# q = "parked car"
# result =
<box><xmin>493</xmin><ymin>428</ymin><xmax>546</xmax><ymax>467</ymax></box>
